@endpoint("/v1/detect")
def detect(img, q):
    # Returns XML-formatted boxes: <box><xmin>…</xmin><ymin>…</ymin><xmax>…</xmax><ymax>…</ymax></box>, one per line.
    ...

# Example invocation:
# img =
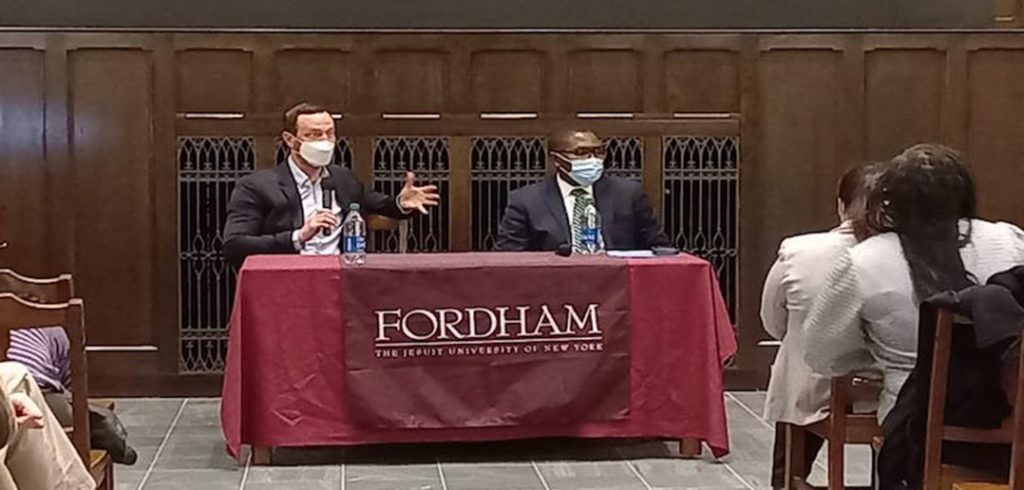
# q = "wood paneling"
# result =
<box><xmin>372</xmin><ymin>50</ymin><xmax>447</xmax><ymax>113</ymax></box>
<box><xmin>471</xmin><ymin>50</ymin><xmax>545</xmax><ymax>113</ymax></box>
<box><xmin>1</xmin><ymin>31</ymin><xmax>1024</xmax><ymax>395</ymax></box>
<box><xmin>0</xmin><ymin>49</ymin><xmax>48</xmax><ymax>276</ymax></box>
<box><xmin>865</xmin><ymin>49</ymin><xmax>945</xmax><ymax>160</ymax></box>
<box><xmin>663</xmin><ymin>50</ymin><xmax>740</xmax><ymax>113</ymax></box>
<box><xmin>69</xmin><ymin>48</ymin><xmax>155</xmax><ymax>347</ymax></box>
<box><xmin>967</xmin><ymin>49</ymin><xmax>1024</xmax><ymax>225</ymax></box>
<box><xmin>176</xmin><ymin>49</ymin><xmax>253</xmax><ymax>113</ymax></box>
<box><xmin>567</xmin><ymin>50</ymin><xmax>642</xmax><ymax>113</ymax></box>
<box><xmin>274</xmin><ymin>49</ymin><xmax>351</xmax><ymax>113</ymax></box>
<box><xmin>757</xmin><ymin>49</ymin><xmax>845</xmax><ymax>238</ymax></box>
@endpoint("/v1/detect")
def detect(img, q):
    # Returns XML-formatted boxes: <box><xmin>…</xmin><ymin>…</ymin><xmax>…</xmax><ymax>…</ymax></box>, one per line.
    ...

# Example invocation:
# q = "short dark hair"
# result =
<box><xmin>283</xmin><ymin>102</ymin><xmax>330</xmax><ymax>134</ymax></box>
<box><xmin>837</xmin><ymin>165</ymin><xmax>869</xmax><ymax>207</ymax></box>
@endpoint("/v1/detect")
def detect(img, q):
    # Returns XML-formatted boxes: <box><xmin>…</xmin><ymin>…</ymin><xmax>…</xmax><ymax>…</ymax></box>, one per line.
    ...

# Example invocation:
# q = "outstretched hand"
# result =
<box><xmin>397</xmin><ymin>172</ymin><xmax>440</xmax><ymax>214</ymax></box>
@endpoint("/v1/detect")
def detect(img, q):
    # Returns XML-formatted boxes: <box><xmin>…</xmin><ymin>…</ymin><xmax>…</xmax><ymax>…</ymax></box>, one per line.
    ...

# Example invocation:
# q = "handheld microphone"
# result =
<box><xmin>321</xmin><ymin>179</ymin><xmax>335</xmax><ymax>237</ymax></box>
<box><xmin>555</xmin><ymin>243</ymin><xmax>572</xmax><ymax>257</ymax></box>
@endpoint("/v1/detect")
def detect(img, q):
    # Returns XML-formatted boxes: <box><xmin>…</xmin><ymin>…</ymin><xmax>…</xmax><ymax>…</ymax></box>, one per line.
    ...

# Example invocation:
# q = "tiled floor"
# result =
<box><xmin>111</xmin><ymin>393</ymin><xmax>872</xmax><ymax>490</ymax></box>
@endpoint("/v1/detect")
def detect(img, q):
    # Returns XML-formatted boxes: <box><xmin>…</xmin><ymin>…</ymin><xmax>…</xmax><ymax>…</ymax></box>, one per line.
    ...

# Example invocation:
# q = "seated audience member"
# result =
<box><xmin>804</xmin><ymin>144</ymin><xmax>1024</xmax><ymax>423</ymax></box>
<box><xmin>495</xmin><ymin>129</ymin><xmax>670</xmax><ymax>252</ymax></box>
<box><xmin>0</xmin><ymin>361</ymin><xmax>94</xmax><ymax>489</ymax></box>
<box><xmin>223</xmin><ymin>102</ymin><xmax>440</xmax><ymax>269</ymax></box>
<box><xmin>759</xmin><ymin>164</ymin><xmax>878</xmax><ymax>489</ymax></box>
<box><xmin>7</xmin><ymin>327</ymin><xmax>137</xmax><ymax>465</ymax></box>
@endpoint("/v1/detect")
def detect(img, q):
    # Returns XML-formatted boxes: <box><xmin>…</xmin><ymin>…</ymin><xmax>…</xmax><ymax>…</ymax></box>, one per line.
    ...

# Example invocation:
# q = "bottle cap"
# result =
<box><xmin>349</xmin><ymin>203</ymin><xmax>361</xmax><ymax>211</ymax></box>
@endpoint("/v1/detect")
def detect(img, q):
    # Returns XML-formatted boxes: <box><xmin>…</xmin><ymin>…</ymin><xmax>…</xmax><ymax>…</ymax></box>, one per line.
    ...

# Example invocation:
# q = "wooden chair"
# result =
<box><xmin>922</xmin><ymin>309</ymin><xmax>1024</xmax><ymax>490</ymax></box>
<box><xmin>367</xmin><ymin>215</ymin><xmax>410</xmax><ymax>253</ymax></box>
<box><xmin>786</xmin><ymin>375</ymin><xmax>883</xmax><ymax>489</ymax></box>
<box><xmin>0</xmin><ymin>269</ymin><xmax>74</xmax><ymax>304</ymax></box>
<box><xmin>0</xmin><ymin>293</ymin><xmax>112</xmax><ymax>489</ymax></box>
<box><xmin>0</xmin><ymin>269</ymin><xmax>115</xmax><ymax>412</ymax></box>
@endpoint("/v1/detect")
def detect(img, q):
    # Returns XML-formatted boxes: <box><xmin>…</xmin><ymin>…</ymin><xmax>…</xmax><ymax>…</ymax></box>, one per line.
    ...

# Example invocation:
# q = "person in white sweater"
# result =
<box><xmin>760</xmin><ymin>164</ymin><xmax>878</xmax><ymax>488</ymax></box>
<box><xmin>804</xmin><ymin>144</ymin><xmax>1024</xmax><ymax>423</ymax></box>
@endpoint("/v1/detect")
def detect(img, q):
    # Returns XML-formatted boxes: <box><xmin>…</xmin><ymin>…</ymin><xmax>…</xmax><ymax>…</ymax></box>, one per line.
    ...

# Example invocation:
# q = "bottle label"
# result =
<box><xmin>345</xmin><ymin>235</ymin><xmax>366</xmax><ymax>253</ymax></box>
<box><xmin>581</xmin><ymin>228</ymin><xmax>599</xmax><ymax>245</ymax></box>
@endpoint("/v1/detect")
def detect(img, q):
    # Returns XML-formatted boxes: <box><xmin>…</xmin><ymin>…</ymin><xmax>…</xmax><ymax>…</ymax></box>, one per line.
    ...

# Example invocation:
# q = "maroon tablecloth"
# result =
<box><xmin>221</xmin><ymin>252</ymin><xmax>737</xmax><ymax>460</ymax></box>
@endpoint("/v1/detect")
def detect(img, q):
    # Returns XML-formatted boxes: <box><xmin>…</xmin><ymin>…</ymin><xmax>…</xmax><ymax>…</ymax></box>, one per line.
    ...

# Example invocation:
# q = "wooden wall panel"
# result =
<box><xmin>0</xmin><ymin>49</ymin><xmax>49</xmax><ymax>276</ymax></box>
<box><xmin>69</xmin><ymin>48</ymin><xmax>155</xmax><ymax>346</ymax></box>
<box><xmin>967</xmin><ymin>49</ymin><xmax>1024</xmax><ymax>225</ymax></box>
<box><xmin>864</xmin><ymin>49</ymin><xmax>945</xmax><ymax>160</ymax></box>
<box><xmin>663</xmin><ymin>50</ymin><xmax>740</xmax><ymax>113</ymax></box>
<box><xmin>757</xmin><ymin>49</ymin><xmax>845</xmax><ymax>239</ymax></box>
<box><xmin>567</xmin><ymin>50</ymin><xmax>642</xmax><ymax>113</ymax></box>
<box><xmin>372</xmin><ymin>50</ymin><xmax>447</xmax><ymax>113</ymax></box>
<box><xmin>274</xmin><ymin>49</ymin><xmax>351</xmax><ymax>113</ymax></box>
<box><xmin>176</xmin><ymin>49</ymin><xmax>253</xmax><ymax>113</ymax></box>
<box><xmin>470</xmin><ymin>50</ymin><xmax>545</xmax><ymax>113</ymax></box>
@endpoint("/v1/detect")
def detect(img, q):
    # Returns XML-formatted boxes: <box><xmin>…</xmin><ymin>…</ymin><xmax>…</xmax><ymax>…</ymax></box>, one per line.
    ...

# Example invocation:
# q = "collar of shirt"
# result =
<box><xmin>287</xmin><ymin>156</ymin><xmax>330</xmax><ymax>189</ymax></box>
<box><xmin>556</xmin><ymin>174</ymin><xmax>594</xmax><ymax>201</ymax></box>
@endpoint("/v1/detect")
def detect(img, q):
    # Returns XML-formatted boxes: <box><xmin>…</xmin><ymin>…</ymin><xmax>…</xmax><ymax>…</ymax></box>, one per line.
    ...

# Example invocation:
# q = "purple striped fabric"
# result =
<box><xmin>7</xmin><ymin>327</ymin><xmax>70</xmax><ymax>392</ymax></box>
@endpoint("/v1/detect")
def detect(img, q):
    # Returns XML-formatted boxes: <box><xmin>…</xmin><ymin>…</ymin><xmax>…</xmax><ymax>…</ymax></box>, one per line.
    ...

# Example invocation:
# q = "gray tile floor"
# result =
<box><xmin>111</xmin><ymin>393</ymin><xmax>873</xmax><ymax>490</ymax></box>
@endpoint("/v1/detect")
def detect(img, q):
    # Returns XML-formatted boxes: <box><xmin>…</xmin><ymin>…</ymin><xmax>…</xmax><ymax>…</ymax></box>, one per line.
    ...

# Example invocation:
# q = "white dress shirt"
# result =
<box><xmin>556</xmin><ymin>176</ymin><xmax>594</xmax><ymax>246</ymax></box>
<box><xmin>288</xmin><ymin>157</ymin><xmax>342</xmax><ymax>255</ymax></box>
<box><xmin>760</xmin><ymin>221</ymin><xmax>872</xmax><ymax>425</ymax></box>
<box><xmin>804</xmin><ymin>219</ymin><xmax>1024</xmax><ymax>422</ymax></box>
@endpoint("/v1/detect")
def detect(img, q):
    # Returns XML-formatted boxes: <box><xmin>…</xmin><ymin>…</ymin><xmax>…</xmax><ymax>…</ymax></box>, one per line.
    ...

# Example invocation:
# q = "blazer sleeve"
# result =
<box><xmin>495</xmin><ymin>191</ymin><xmax>531</xmax><ymax>251</ymax></box>
<box><xmin>353</xmin><ymin>175</ymin><xmax>408</xmax><ymax>221</ymax></box>
<box><xmin>760</xmin><ymin>253</ymin><xmax>789</xmax><ymax>340</ymax></box>
<box><xmin>223</xmin><ymin>177</ymin><xmax>295</xmax><ymax>270</ymax></box>
<box><xmin>632</xmin><ymin>187</ymin><xmax>672</xmax><ymax>248</ymax></box>
<box><xmin>804</xmin><ymin>250</ymin><xmax>872</xmax><ymax>376</ymax></box>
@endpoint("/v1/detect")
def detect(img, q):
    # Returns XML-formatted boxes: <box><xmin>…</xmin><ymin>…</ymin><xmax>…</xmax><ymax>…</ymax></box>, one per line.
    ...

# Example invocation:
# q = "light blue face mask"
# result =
<box><xmin>558</xmin><ymin>155</ymin><xmax>605</xmax><ymax>187</ymax></box>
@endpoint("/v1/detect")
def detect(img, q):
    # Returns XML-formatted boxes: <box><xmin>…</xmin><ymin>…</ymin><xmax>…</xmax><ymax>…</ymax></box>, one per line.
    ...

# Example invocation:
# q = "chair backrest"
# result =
<box><xmin>0</xmin><ymin>269</ymin><xmax>75</xmax><ymax>303</ymax></box>
<box><xmin>367</xmin><ymin>215</ymin><xmax>410</xmax><ymax>254</ymax></box>
<box><xmin>923</xmin><ymin>308</ymin><xmax>1024</xmax><ymax>489</ymax></box>
<box><xmin>0</xmin><ymin>293</ymin><xmax>90</xmax><ymax>463</ymax></box>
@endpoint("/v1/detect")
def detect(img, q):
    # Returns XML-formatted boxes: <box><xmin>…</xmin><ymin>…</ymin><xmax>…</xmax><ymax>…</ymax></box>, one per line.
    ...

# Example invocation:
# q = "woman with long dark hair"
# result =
<box><xmin>803</xmin><ymin>144</ymin><xmax>1024</xmax><ymax>422</ymax></box>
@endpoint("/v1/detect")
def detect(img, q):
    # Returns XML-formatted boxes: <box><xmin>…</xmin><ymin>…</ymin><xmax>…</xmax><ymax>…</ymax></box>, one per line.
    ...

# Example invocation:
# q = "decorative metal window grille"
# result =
<box><xmin>603</xmin><ymin>137</ymin><xmax>644</xmax><ymax>181</ymax></box>
<box><xmin>372</xmin><ymin>137</ymin><xmax>451</xmax><ymax>252</ymax></box>
<box><xmin>470</xmin><ymin>137</ymin><xmax>548</xmax><ymax>251</ymax></box>
<box><xmin>662</xmin><ymin>136</ymin><xmax>740</xmax><ymax>320</ymax></box>
<box><xmin>177</xmin><ymin>136</ymin><xmax>255</xmax><ymax>373</ymax></box>
<box><xmin>274</xmin><ymin>139</ymin><xmax>353</xmax><ymax>167</ymax></box>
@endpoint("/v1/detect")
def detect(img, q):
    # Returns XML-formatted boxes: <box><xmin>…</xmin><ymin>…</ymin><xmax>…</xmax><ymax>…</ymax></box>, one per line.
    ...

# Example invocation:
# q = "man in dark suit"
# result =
<box><xmin>495</xmin><ymin>129</ymin><xmax>670</xmax><ymax>252</ymax></box>
<box><xmin>223</xmin><ymin>102</ymin><xmax>439</xmax><ymax>269</ymax></box>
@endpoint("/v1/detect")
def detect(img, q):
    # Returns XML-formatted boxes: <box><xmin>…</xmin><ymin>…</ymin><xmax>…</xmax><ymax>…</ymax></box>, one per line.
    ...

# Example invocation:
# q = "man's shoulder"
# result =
<box><xmin>509</xmin><ymin>179</ymin><xmax>551</xmax><ymax>200</ymax></box>
<box><xmin>237</xmin><ymin>165</ymin><xmax>283</xmax><ymax>189</ymax></box>
<box><xmin>600</xmin><ymin>175</ymin><xmax>644</xmax><ymax>193</ymax></box>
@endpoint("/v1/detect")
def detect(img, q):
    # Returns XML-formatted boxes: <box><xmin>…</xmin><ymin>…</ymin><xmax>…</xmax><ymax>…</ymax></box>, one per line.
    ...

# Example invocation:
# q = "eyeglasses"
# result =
<box><xmin>553</xmin><ymin>147</ymin><xmax>607</xmax><ymax>160</ymax></box>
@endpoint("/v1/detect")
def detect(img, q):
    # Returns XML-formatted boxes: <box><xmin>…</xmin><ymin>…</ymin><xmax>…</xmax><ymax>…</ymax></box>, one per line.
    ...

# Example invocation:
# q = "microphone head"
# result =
<box><xmin>555</xmin><ymin>243</ymin><xmax>572</xmax><ymax>257</ymax></box>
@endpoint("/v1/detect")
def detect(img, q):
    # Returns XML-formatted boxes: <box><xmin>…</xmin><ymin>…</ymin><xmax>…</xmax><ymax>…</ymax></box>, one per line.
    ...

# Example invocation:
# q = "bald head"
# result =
<box><xmin>548</xmin><ymin>129</ymin><xmax>603</xmax><ymax>154</ymax></box>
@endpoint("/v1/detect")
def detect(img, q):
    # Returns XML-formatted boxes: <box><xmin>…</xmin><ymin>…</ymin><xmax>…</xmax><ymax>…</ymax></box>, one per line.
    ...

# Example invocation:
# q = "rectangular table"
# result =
<box><xmin>221</xmin><ymin>252</ymin><xmax>737</xmax><ymax>462</ymax></box>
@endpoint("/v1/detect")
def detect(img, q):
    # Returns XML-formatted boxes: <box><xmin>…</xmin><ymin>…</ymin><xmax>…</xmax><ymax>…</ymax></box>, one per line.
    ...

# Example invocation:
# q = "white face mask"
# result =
<box><xmin>297</xmin><ymin>139</ymin><xmax>335</xmax><ymax>168</ymax></box>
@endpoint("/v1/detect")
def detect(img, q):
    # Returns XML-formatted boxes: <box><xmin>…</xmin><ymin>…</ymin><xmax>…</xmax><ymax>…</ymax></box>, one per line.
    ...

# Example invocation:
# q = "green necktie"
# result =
<box><xmin>570</xmin><ymin>188</ymin><xmax>594</xmax><ymax>253</ymax></box>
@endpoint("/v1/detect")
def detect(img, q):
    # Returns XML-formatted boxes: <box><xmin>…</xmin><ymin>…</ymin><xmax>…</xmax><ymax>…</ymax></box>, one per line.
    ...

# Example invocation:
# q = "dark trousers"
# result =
<box><xmin>772</xmin><ymin>422</ymin><xmax>825</xmax><ymax>489</ymax></box>
<box><xmin>42</xmin><ymin>390</ymin><xmax>136</xmax><ymax>465</ymax></box>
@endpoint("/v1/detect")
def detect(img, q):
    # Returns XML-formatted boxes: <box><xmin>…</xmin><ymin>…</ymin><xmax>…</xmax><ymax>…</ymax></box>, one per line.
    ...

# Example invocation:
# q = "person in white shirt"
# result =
<box><xmin>804</xmin><ymin>144</ymin><xmax>1024</xmax><ymax>424</ymax></box>
<box><xmin>760</xmin><ymin>164</ymin><xmax>878</xmax><ymax>488</ymax></box>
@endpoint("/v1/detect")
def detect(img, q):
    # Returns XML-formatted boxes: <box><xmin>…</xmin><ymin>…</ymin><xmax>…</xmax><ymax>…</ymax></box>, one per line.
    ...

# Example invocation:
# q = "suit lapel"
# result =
<box><xmin>543</xmin><ymin>177</ymin><xmax>572</xmax><ymax>247</ymax></box>
<box><xmin>275</xmin><ymin>163</ymin><xmax>304</xmax><ymax>229</ymax></box>
<box><xmin>593</xmin><ymin>178</ymin><xmax>616</xmax><ymax>249</ymax></box>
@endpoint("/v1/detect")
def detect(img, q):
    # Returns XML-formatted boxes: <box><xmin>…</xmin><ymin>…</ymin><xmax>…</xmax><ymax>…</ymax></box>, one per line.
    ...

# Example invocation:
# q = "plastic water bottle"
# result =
<box><xmin>342</xmin><ymin>203</ymin><xmax>366</xmax><ymax>265</ymax></box>
<box><xmin>581</xmin><ymin>203</ymin><xmax>605</xmax><ymax>255</ymax></box>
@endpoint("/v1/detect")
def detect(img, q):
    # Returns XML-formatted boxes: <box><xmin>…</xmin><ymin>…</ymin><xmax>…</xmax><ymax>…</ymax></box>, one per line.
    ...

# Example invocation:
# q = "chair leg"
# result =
<box><xmin>786</xmin><ymin>424</ymin><xmax>808</xmax><ymax>488</ymax></box>
<box><xmin>828</xmin><ymin>433</ymin><xmax>844</xmax><ymax>489</ymax></box>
